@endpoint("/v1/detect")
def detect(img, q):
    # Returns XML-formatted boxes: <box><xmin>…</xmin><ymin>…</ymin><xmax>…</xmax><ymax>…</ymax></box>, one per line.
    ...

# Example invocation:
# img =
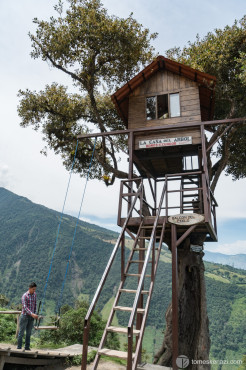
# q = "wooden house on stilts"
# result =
<box><xmin>80</xmin><ymin>56</ymin><xmax>218</xmax><ymax>370</ymax></box>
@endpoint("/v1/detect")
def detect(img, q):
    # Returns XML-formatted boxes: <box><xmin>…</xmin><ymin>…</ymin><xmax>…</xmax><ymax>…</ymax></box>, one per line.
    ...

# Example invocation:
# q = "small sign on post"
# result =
<box><xmin>139</xmin><ymin>136</ymin><xmax>192</xmax><ymax>149</ymax></box>
<box><xmin>168</xmin><ymin>213</ymin><xmax>204</xmax><ymax>226</ymax></box>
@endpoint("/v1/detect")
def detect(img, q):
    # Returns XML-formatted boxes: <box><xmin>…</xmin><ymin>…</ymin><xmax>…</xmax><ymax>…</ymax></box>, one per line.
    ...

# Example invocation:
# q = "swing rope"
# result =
<box><xmin>56</xmin><ymin>137</ymin><xmax>97</xmax><ymax>313</ymax></box>
<box><xmin>40</xmin><ymin>140</ymin><xmax>79</xmax><ymax>315</ymax></box>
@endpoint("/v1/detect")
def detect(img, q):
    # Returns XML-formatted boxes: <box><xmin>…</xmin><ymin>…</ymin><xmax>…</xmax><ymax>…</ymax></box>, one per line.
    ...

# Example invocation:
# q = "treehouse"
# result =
<box><xmin>81</xmin><ymin>57</ymin><xmax>218</xmax><ymax>370</ymax></box>
<box><xmin>112</xmin><ymin>56</ymin><xmax>218</xmax><ymax>244</ymax></box>
<box><xmin>112</xmin><ymin>55</ymin><xmax>215</xmax><ymax>178</ymax></box>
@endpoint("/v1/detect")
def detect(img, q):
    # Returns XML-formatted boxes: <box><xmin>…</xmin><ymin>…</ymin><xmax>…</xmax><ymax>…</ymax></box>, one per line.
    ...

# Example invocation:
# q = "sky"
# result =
<box><xmin>0</xmin><ymin>0</ymin><xmax>246</xmax><ymax>255</ymax></box>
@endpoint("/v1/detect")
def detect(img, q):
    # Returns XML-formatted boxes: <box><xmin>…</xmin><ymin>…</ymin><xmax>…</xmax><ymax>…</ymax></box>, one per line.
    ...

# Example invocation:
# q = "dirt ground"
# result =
<box><xmin>66</xmin><ymin>360</ymin><xmax>126</xmax><ymax>369</ymax></box>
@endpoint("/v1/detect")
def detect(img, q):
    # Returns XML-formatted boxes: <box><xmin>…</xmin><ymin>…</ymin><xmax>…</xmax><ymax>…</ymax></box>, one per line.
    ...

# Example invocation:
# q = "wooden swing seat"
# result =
<box><xmin>34</xmin><ymin>325</ymin><xmax>58</xmax><ymax>330</ymax></box>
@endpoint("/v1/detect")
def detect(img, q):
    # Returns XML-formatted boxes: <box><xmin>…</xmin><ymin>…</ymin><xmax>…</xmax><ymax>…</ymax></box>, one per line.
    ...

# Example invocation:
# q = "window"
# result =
<box><xmin>146</xmin><ymin>93</ymin><xmax>180</xmax><ymax>120</ymax></box>
<box><xmin>146</xmin><ymin>96</ymin><xmax>156</xmax><ymax>120</ymax></box>
<box><xmin>170</xmin><ymin>93</ymin><xmax>180</xmax><ymax>117</ymax></box>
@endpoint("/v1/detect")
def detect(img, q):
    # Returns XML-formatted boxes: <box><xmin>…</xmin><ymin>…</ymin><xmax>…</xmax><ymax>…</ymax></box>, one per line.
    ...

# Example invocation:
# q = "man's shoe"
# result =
<box><xmin>17</xmin><ymin>347</ymin><xmax>22</xmax><ymax>349</ymax></box>
<box><xmin>25</xmin><ymin>348</ymin><xmax>31</xmax><ymax>351</ymax></box>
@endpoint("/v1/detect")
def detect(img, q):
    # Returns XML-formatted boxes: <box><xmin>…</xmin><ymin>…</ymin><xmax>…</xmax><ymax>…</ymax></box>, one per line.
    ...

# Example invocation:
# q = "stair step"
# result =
<box><xmin>141</xmin><ymin>225</ymin><xmax>161</xmax><ymax>229</ymax></box>
<box><xmin>182</xmin><ymin>181</ymin><xmax>199</xmax><ymax>184</ymax></box>
<box><xmin>122</xmin><ymin>192</ymin><xmax>137</xmax><ymax>197</ymax></box>
<box><xmin>98</xmin><ymin>348</ymin><xmax>135</xmax><ymax>359</ymax></box>
<box><xmin>114</xmin><ymin>306</ymin><xmax>145</xmax><ymax>314</ymax></box>
<box><xmin>119</xmin><ymin>289</ymin><xmax>149</xmax><ymax>294</ymax></box>
<box><xmin>183</xmin><ymin>194</ymin><xmax>198</xmax><ymax>198</ymax></box>
<box><xmin>107</xmin><ymin>326</ymin><xmax>140</xmax><ymax>335</ymax></box>
<box><xmin>125</xmin><ymin>273</ymin><xmax>151</xmax><ymax>277</ymax></box>
<box><xmin>138</xmin><ymin>236</ymin><xmax>150</xmax><ymax>240</ymax></box>
<box><xmin>133</xmin><ymin>248</ymin><xmax>159</xmax><ymax>251</ymax></box>
<box><xmin>129</xmin><ymin>260</ymin><xmax>152</xmax><ymax>263</ymax></box>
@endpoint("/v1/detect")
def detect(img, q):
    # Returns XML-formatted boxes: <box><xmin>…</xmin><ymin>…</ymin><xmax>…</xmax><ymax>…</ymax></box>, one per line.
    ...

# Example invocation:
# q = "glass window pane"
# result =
<box><xmin>170</xmin><ymin>93</ymin><xmax>180</xmax><ymax>117</ymax></box>
<box><xmin>157</xmin><ymin>94</ymin><xmax>168</xmax><ymax>119</ymax></box>
<box><xmin>146</xmin><ymin>96</ymin><xmax>156</xmax><ymax>120</ymax></box>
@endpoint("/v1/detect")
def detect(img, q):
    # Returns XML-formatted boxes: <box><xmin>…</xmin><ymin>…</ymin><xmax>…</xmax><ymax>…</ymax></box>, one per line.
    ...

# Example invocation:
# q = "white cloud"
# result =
<box><xmin>214</xmin><ymin>174</ymin><xmax>246</xmax><ymax>220</ymax></box>
<box><xmin>0</xmin><ymin>164</ymin><xmax>11</xmax><ymax>187</ymax></box>
<box><xmin>80</xmin><ymin>216</ymin><xmax>121</xmax><ymax>233</ymax></box>
<box><xmin>205</xmin><ymin>240</ymin><xmax>246</xmax><ymax>255</ymax></box>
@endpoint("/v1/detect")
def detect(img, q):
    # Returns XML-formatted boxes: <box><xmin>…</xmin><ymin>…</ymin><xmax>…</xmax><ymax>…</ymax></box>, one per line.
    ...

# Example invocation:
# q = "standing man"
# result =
<box><xmin>17</xmin><ymin>282</ymin><xmax>38</xmax><ymax>350</ymax></box>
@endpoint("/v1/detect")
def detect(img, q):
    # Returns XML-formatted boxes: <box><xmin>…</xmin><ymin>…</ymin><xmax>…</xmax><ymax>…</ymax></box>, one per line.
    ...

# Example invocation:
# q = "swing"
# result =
<box><xmin>36</xmin><ymin>138</ymin><xmax>97</xmax><ymax>331</ymax></box>
<box><xmin>34</xmin><ymin>302</ymin><xmax>60</xmax><ymax>330</ymax></box>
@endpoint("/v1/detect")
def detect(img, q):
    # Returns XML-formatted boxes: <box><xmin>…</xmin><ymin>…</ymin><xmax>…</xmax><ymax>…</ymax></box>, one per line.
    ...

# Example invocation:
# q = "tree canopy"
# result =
<box><xmin>18</xmin><ymin>2</ymin><xmax>246</xmax><ymax>190</ymax></box>
<box><xmin>166</xmin><ymin>16</ymin><xmax>246</xmax><ymax>191</ymax></box>
<box><xmin>18</xmin><ymin>0</ymin><xmax>156</xmax><ymax>185</ymax></box>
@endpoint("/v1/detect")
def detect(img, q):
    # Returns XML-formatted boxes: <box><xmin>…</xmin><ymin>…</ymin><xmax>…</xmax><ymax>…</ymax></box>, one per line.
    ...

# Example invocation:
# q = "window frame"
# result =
<box><xmin>145</xmin><ymin>91</ymin><xmax>181</xmax><ymax>121</ymax></box>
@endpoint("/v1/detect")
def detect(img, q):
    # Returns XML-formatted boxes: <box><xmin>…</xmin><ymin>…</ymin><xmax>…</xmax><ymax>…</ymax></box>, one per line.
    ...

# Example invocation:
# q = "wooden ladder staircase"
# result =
<box><xmin>82</xmin><ymin>180</ymin><xmax>167</xmax><ymax>370</ymax></box>
<box><xmin>180</xmin><ymin>174</ymin><xmax>202</xmax><ymax>214</ymax></box>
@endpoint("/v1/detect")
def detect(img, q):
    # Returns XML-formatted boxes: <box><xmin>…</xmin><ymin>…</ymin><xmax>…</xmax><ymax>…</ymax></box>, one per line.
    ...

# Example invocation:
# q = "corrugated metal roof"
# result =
<box><xmin>111</xmin><ymin>56</ymin><xmax>216</xmax><ymax>126</ymax></box>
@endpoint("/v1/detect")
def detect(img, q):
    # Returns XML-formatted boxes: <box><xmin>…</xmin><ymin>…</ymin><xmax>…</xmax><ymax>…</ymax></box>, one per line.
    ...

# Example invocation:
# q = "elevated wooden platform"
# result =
<box><xmin>120</xmin><ymin>216</ymin><xmax>217</xmax><ymax>243</ymax></box>
<box><xmin>0</xmin><ymin>344</ymin><xmax>80</xmax><ymax>370</ymax></box>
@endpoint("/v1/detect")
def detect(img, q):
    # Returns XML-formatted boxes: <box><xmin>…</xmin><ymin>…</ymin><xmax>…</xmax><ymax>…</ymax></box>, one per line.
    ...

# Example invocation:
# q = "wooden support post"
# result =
<box><xmin>154</xmin><ymin>179</ymin><xmax>157</xmax><ymax>216</ymax></box>
<box><xmin>200</xmin><ymin>125</ymin><xmax>209</xmax><ymax>180</ymax></box>
<box><xmin>171</xmin><ymin>224</ymin><xmax>178</xmax><ymax>370</ymax></box>
<box><xmin>81</xmin><ymin>321</ymin><xmax>90</xmax><ymax>370</ymax></box>
<box><xmin>127</xmin><ymin>326</ymin><xmax>133</xmax><ymax>370</ymax></box>
<box><xmin>16</xmin><ymin>314</ymin><xmax>20</xmax><ymax>338</ymax></box>
<box><xmin>121</xmin><ymin>233</ymin><xmax>125</xmax><ymax>281</ymax></box>
<box><xmin>136</xmin><ymin>230</ymin><xmax>144</xmax><ymax>365</ymax></box>
<box><xmin>0</xmin><ymin>356</ymin><xmax>5</xmax><ymax>370</ymax></box>
<box><xmin>128</xmin><ymin>132</ymin><xmax>134</xmax><ymax>214</ymax></box>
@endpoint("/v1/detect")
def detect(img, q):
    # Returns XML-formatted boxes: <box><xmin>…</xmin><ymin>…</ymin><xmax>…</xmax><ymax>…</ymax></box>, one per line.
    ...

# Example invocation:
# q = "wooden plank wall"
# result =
<box><xmin>128</xmin><ymin>70</ymin><xmax>201</xmax><ymax>148</ymax></box>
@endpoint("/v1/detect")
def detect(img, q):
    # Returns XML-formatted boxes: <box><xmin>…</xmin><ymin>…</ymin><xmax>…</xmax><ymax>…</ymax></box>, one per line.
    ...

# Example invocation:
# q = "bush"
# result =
<box><xmin>39</xmin><ymin>300</ymin><xmax>119</xmax><ymax>349</ymax></box>
<box><xmin>0</xmin><ymin>308</ymin><xmax>16</xmax><ymax>341</ymax></box>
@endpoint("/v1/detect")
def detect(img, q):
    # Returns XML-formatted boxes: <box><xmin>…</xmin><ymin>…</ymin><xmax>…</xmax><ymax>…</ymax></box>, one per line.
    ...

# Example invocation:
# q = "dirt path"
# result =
<box><xmin>67</xmin><ymin>360</ymin><xmax>126</xmax><ymax>369</ymax></box>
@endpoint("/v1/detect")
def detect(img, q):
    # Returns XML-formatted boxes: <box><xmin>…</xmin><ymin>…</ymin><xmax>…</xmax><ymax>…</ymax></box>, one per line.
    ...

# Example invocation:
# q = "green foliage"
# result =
<box><xmin>18</xmin><ymin>0</ymin><xmax>157</xmax><ymax>185</ymax></box>
<box><xmin>166</xmin><ymin>16</ymin><xmax>246</xmax><ymax>188</ymax></box>
<box><xmin>238</xmin><ymin>355</ymin><xmax>246</xmax><ymax>370</ymax></box>
<box><xmin>38</xmin><ymin>300</ymin><xmax>120</xmax><ymax>349</ymax></box>
<box><xmin>0</xmin><ymin>308</ymin><xmax>16</xmax><ymax>341</ymax></box>
<box><xmin>0</xmin><ymin>294</ymin><xmax>9</xmax><ymax>307</ymax></box>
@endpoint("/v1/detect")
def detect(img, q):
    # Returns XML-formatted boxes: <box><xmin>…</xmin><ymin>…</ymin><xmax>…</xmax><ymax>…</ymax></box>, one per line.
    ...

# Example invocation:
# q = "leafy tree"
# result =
<box><xmin>18</xmin><ymin>0</ymin><xmax>156</xmax><ymax>186</ymax></box>
<box><xmin>165</xmin><ymin>16</ymin><xmax>246</xmax><ymax>191</ymax></box>
<box><xmin>39</xmin><ymin>300</ymin><xmax>119</xmax><ymax>349</ymax></box>
<box><xmin>0</xmin><ymin>309</ymin><xmax>16</xmax><ymax>342</ymax></box>
<box><xmin>0</xmin><ymin>294</ymin><xmax>9</xmax><ymax>307</ymax></box>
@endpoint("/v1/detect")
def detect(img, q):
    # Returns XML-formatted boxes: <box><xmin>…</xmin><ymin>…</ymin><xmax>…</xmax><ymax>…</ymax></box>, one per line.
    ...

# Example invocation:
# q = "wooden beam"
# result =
<box><xmin>171</xmin><ymin>224</ymin><xmax>179</xmax><ymax>370</ymax></box>
<box><xmin>176</xmin><ymin>225</ymin><xmax>197</xmax><ymax>247</ymax></box>
<box><xmin>77</xmin><ymin>117</ymin><xmax>246</xmax><ymax>140</ymax></box>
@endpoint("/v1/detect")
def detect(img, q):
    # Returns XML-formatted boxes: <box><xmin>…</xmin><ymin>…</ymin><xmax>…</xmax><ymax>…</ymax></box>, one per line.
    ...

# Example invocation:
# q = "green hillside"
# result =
<box><xmin>0</xmin><ymin>187</ymin><xmax>245</xmax><ymax>368</ymax></box>
<box><xmin>0</xmin><ymin>187</ymin><xmax>120</xmax><ymax>312</ymax></box>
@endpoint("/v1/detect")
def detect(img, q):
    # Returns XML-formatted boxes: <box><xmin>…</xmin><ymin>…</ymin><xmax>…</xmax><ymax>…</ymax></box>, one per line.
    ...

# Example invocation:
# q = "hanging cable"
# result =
<box><xmin>40</xmin><ymin>140</ymin><xmax>79</xmax><ymax>315</ymax></box>
<box><xmin>56</xmin><ymin>137</ymin><xmax>97</xmax><ymax>313</ymax></box>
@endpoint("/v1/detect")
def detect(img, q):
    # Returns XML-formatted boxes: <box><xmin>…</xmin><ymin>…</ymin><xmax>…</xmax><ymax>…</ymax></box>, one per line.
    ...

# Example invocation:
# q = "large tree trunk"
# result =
<box><xmin>154</xmin><ymin>235</ymin><xmax>210</xmax><ymax>370</ymax></box>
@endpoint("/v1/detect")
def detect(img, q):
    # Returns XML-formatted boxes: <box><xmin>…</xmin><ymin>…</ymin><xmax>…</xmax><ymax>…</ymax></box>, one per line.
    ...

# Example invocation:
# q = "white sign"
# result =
<box><xmin>168</xmin><ymin>213</ymin><xmax>204</xmax><ymax>226</ymax></box>
<box><xmin>139</xmin><ymin>136</ymin><xmax>192</xmax><ymax>149</ymax></box>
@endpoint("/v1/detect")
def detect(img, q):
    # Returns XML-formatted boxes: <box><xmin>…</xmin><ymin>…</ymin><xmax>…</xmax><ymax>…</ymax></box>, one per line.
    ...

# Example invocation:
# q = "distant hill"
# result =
<box><xmin>204</xmin><ymin>250</ymin><xmax>246</xmax><ymax>270</ymax></box>
<box><xmin>0</xmin><ymin>187</ymin><xmax>120</xmax><ymax>310</ymax></box>
<box><xmin>0</xmin><ymin>187</ymin><xmax>245</xmax><ymax>367</ymax></box>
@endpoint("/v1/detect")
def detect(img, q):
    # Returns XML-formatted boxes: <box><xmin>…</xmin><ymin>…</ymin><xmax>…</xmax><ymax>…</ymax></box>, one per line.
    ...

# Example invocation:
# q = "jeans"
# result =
<box><xmin>17</xmin><ymin>314</ymin><xmax>34</xmax><ymax>349</ymax></box>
